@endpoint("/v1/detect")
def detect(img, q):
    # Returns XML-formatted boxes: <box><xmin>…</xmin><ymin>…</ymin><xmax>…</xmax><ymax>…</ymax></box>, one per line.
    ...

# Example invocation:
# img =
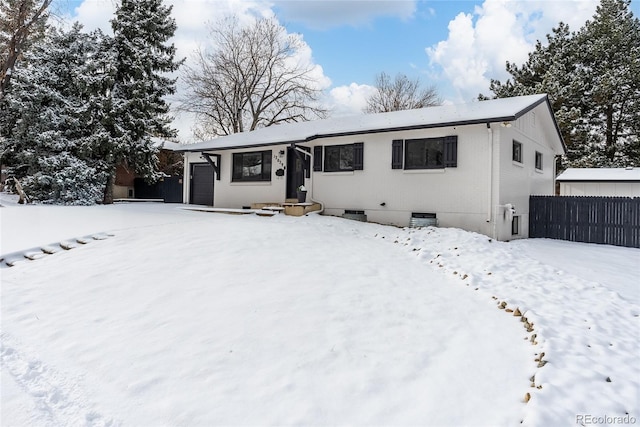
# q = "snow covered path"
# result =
<box><xmin>1</xmin><ymin>201</ymin><xmax>638</xmax><ymax>426</ymax></box>
<box><xmin>372</xmin><ymin>226</ymin><xmax>639</xmax><ymax>425</ymax></box>
<box><xmin>2</xmin><ymin>205</ymin><xmax>532</xmax><ymax>426</ymax></box>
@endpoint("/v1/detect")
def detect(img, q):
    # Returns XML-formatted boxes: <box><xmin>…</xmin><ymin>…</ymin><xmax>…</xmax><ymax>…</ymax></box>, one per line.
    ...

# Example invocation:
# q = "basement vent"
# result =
<box><xmin>342</xmin><ymin>210</ymin><xmax>367</xmax><ymax>222</ymax></box>
<box><xmin>410</xmin><ymin>212</ymin><xmax>437</xmax><ymax>228</ymax></box>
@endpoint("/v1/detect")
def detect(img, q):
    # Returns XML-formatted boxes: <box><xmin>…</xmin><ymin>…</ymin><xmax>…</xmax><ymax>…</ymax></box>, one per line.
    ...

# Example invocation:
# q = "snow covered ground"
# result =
<box><xmin>1</xmin><ymin>196</ymin><xmax>638</xmax><ymax>426</ymax></box>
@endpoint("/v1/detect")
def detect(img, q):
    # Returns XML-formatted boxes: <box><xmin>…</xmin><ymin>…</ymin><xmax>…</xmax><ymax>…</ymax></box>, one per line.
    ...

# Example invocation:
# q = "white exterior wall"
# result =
<box><xmin>493</xmin><ymin>104</ymin><xmax>559</xmax><ymax>240</ymax></box>
<box><xmin>308</xmin><ymin>125</ymin><xmax>493</xmax><ymax>236</ymax></box>
<box><xmin>183</xmin><ymin>147</ymin><xmax>289</xmax><ymax>207</ymax></box>
<box><xmin>559</xmin><ymin>182</ymin><xmax>640</xmax><ymax>197</ymax></box>
<box><xmin>182</xmin><ymin>110</ymin><xmax>560</xmax><ymax>241</ymax></box>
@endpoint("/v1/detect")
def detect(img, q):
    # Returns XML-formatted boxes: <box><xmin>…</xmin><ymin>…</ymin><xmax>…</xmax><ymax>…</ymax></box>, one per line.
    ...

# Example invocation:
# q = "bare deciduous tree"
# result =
<box><xmin>364</xmin><ymin>72</ymin><xmax>441</xmax><ymax>113</ymax></box>
<box><xmin>0</xmin><ymin>0</ymin><xmax>52</xmax><ymax>100</ymax></box>
<box><xmin>180</xmin><ymin>16</ymin><xmax>327</xmax><ymax>139</ymax></box>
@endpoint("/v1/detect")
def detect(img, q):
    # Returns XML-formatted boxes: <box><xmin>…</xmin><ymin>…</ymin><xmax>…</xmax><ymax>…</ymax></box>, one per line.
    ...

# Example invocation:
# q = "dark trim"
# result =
<box><xmin>443</xmin><ymin>135</ymin><xmax>458</xmax><ymax>168</ymax></box>
<box><xmin>178</xmin><ymin>119</ymin><xmax>524</xmax><ymax>152</ymax></box>
<box><xmin>290</xmin><ymin>144</ymin><xmax>311</xmax><ymax>178</ymax></box>
<box><xmin>313</xmin><ymin>146</ymin><xmax>323</xmax><ymax>171</ymax></box>
<box><xmin>392</xmin><ymin>139</ymin><xmax>403</xmax><ymax>169</ymax></box>
<box><xmin>353</xmin><ymin>142</ymin><xmax>364</xmax><ymax>170</ymax></box>
<box><xmin>324</xmin><ymin>144</ymin><xmax>356</xmax><ymax>172</ymax></box>
<box><xmin>512</xmin><ymin>140</ymin><xmax>523</xmax><ymax>163</ymax></box>
<box><xmin>231</xmin><ymin>150</ymin><xmax>272</xmax><ymax>182</ymax></box>
<box><xmin>201</xmin><ymin>153</ymin><xmax>221</xmax><ymax>180</ymax></box>
<box><xmin>404</xmin><ymin>137</ymin><xmax>447</xmax><ymax>170</ymax></box>
<box><xmin>535</xmin><ymin>151</ymin><xmax>543</xmax><ymax>170</ymax></box>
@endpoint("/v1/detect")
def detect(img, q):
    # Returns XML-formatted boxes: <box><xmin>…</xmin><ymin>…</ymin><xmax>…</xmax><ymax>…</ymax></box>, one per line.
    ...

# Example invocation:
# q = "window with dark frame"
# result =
<box><xmin>535</xmin><ymin>151</ymin><xmax>543</xmax><ymax>170</ymax></box>
<box><xmin>392</xmin><ymin>136</ymin><xmax>457</xmax><ymax>169</ymax></box>
<box><xmin>232</xmin><ymin>150</ymin><xmax>272</xmax><ymax>182</ymax></box>
<box><xmin>405</xmin><ymin>137</ymin><xmax>445</xmax><ymax>169</ymax></box>
<box><xmin>513</xmin><ymin>140</ymin><xmax>523</xmax><ymax>163</ymax></box>
<box><xmin>512</xmin><ymin>216</ymin><xmax>520</xmax><ymax>235</ymax></box>
<box><xmin>324</xmin><ymin>144</ymin><xmax>354</xmax><ymax>172</ymax></box>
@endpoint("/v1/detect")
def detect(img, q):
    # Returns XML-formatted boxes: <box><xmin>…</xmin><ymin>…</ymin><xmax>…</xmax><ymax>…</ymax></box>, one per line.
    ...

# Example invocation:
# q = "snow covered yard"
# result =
<box><xmin>1</xmin><ymin>199</ymin><xmax>638</xmax><ymax>426</ymax></box>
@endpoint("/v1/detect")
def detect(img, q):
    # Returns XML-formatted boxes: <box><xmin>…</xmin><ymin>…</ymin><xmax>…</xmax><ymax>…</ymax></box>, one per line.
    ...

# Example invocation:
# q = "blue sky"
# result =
<box><xmin>276</xmin><ymin>1</ymin><xmax>474</xmax><ymax>87</ymax></box>
<box><xmin>56</xmin><ymin>0</ymin><xmax>639</xmax><ymax>141</ymax></box>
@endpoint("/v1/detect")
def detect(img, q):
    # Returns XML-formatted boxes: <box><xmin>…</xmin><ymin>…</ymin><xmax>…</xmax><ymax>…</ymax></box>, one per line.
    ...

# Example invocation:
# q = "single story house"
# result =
<box><xmin>556</xmin><ymin>168</ymin><xmax>640</xmax><ymax>197</ymax></box>
<box><xmin>179</xmin><ymin>94</ymin><xmax>565</xmax><ymax>241</ymax></box>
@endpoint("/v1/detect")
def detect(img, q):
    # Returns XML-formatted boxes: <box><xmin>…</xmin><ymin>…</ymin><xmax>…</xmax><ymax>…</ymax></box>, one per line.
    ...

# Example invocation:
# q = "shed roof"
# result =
<box><xmin>556</xmin><ymin>168</ymin><xmax>640</xmax><ymax>182</ymax></box>
<box><xmin>179</xmin><ymin>94</ymin><xmax>564</xmax><ymax>152</ymax></box>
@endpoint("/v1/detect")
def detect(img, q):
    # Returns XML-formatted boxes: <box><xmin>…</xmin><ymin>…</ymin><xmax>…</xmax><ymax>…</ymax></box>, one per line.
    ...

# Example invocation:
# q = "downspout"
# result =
<box><xmin>486</xmin><ymin>123</ymin><xmax>498</xmax><ymax>240</ymax></box>
<box><xmin>292</xmin><ymin>145</ymin><xmax>324</xmax><ymax>214</ymax></box>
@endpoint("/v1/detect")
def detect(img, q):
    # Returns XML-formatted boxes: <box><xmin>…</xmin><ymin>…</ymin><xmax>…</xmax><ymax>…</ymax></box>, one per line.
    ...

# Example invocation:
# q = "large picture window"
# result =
<box><xmin>405</xmin><ymin>138</ymin><xmax>444</xmax><ymax>169</ymax></box>
<box><xmin>232</xmin><ymin>150</ymin><xmax>272</xmax><ymax>182</ymax></box>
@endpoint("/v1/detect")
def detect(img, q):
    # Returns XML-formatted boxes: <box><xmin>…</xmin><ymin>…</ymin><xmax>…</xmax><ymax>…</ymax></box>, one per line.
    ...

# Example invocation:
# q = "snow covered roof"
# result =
<box><xmin>151</xmin><ymin>138</ymin><xmax>182</xmax><ymax>151</ymax></box>
<box><xmin>179</xmin><ymin>94</ymin><xmax>563</xmax><ymax>152</ymax></box>
<box><xmin>556</xmin><ymin>168</ymin><xmax>640</xmax><ymax>182</ymax></box>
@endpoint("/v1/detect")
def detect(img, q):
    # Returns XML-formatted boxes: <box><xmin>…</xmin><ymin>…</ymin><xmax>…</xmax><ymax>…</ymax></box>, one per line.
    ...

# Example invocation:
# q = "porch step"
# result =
<box><xmin>250</xmin><ymin>201</ymin><xmax>322</xmax><ymax>217</ymax></box>
<box><xmin>282</xmin><ymin>202</ymin><xmax>322</xmax><ymax>217</ymax></box>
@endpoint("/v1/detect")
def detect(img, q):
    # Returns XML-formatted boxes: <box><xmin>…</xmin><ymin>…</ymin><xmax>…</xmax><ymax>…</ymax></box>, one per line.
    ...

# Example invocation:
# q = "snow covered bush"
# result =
<box><xmin>21</xmin><ymin>152</ymin><xmax>106</xmax><ymax>205</ymax></box>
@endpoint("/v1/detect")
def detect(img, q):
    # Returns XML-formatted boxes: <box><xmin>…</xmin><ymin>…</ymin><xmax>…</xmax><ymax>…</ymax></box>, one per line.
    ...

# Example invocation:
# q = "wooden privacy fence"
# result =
<box><xmin>529</xmin><ymin>196</ymin><xmax>640</xmax><ymax>248</ymax></box>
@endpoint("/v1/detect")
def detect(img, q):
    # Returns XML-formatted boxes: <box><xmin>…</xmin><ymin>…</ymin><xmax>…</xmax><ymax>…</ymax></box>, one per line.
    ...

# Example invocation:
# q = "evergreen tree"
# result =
<box><xmin>487</xmin><ymin>0</ymin><xmax>640</xmax><ymax>169</ymax></box>
<box><xmin>574</xmin><ymin>0</ymin><xmax>640</xmax><ymax>166</ymax></box>
<box><xmin>104</xmin><ymin>0</ymin><xmax>182</xmax><ymax>203</ymax></box>
<box><xmin>0</xmin><ymin>24</ymin><xmax>114</xmax><ymax>204</ymax></box>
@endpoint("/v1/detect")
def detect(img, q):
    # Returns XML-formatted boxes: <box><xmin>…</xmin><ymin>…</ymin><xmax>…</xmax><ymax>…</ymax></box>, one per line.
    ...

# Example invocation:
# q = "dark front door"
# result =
<box><xmin>286</xmin><ymin>147</ymin><xmax>309</xmax><ymax>199</ymax></box>
<box><xmin>190</xmin><ymin>163</ymin><xmax>214</xmax><ymax>205</ymax></box>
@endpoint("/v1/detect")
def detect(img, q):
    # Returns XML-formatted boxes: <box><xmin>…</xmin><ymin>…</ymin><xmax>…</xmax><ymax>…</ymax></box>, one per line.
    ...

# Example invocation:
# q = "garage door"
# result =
<box><xmin>190</xmin><ymin>163</ymin><xmax>214</xmax><ymax>205</ymax></box>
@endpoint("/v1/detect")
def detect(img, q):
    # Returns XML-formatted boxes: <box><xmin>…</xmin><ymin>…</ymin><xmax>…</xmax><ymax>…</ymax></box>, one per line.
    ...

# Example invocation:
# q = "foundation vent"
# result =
<box><xmin>410</xmin><ymin>212</ymin><xmax>437</xmax><ymax>228</ymax></box>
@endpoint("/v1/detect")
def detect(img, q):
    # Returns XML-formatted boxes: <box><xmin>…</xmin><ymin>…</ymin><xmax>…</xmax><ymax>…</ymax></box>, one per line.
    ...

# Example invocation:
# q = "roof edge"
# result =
<box><xmin>178</xmin><ymin>116</ymin><xmax>518</xmax><ymax>152</ymax></box>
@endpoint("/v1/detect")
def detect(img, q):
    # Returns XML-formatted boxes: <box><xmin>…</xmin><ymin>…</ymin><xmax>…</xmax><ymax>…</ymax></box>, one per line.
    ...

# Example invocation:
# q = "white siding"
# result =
<box><xmin>560</xmin><ymin>182</ymin><xmax>640</xmax><ymax>197</ymax></box>
<box><xmin>182</xmin><ymin>106</ymin><xmax>560</xmax><ymax>242</ymax></box>
<box><xmin>494</xmin><ymin>104</ymin><xmax>559</xmax><ymax>240</ymax></box>
<box><xmin>309</xmin><ymin>125</ymin><xmax>492</xmax><ymax>236</ymax></box>
<box><xmin>184</xmin><ymin>147</ymin><xmax>289</xmax><ymax>207</ymax></box>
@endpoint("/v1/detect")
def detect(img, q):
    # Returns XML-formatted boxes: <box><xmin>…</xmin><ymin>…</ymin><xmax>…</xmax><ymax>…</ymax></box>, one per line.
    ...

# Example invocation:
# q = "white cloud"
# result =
<box><xmin>272</xmin><ymin>0</ymin><xmax>416</xmax><ymax>29</ymax></box>
<box><xmin>426</xmin><ymin>0</ymin><xmax>599</xmax><ymax>102</ymax></box>
<box><xmin>327</xmin><ymin>83</ymin><xmax>376</xmax><ymax>116</ymax></box>
<box><xmin>67</xmin><ymin>0</ymin><xmax>115</xmax><ymax>33</ymax></box>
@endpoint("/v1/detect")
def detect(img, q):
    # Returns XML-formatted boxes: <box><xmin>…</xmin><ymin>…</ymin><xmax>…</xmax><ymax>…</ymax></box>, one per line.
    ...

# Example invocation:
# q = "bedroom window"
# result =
<box><xmin>232</xmin><ymin>150</ymin><xmax>272</xmax><ymax>182</ymax></box>
<box><xmin>405</xmin><ymin>138</ymin><xmax>444</xmax><ymax>169</ymax></box>
<box><xmin>399</xmin><ymin>136</ymin><xmax>457</xmax><ymax>170</ymax></box>
<box><xmin>535</xmin><ymin>151</ymin><xmax>543</xmax><ymax>170</ymax></box>
<box><xmin>512</xmin><ymin>140</ymin><xmax>523</xmax><ymax>163</ymax></box>
<box><xmin>324</xmin><ymin>143</ymin><xmax>363</xmax><ymax>172</ymax></box>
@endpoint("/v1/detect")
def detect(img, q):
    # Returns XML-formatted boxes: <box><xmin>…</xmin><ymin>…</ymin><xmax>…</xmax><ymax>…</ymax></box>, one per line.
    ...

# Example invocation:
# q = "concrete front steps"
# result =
<box><xmin>251</xmin><ymin>199</ymin><xmax>322</xmax><ymax>217</ymax></box>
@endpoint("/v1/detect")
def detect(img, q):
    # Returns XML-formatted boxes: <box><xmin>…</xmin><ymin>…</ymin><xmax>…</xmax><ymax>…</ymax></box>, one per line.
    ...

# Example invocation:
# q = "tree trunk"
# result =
<box><xmin>13</xmin><ymin>178</ymin><xmax>27</xmax><ymax>204</ymax></box>
<box><xmin>103</xmin><ymin>172</ymin><xmax>114</xmax><ymax>204</ymax></box>
<box><xmin>606</xmin><ymin>104</ymin><xmax>615</xmax><ymax>161</ymax></box>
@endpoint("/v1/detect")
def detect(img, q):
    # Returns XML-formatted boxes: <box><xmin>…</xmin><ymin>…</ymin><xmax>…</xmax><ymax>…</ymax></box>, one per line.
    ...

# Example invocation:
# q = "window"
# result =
<box><xmin>405</xmin><ymin>138</ymin><xmax>444</xmax><ymax>169</ymax></box>
<box><xmin>232</xmin><ymin>150</ymin><xmax>272</xmax><ymax>182</ymax></box>
<box><xmin>324</xmin><ymin>143</ymin><xmax>363</xmax><ymax>172</ymax></box>
<box><xmin>535</xmin><ymin>151</ymin><xmax>543</xmax><ymax>170</ymax></box>
<box><xmin>392</xmin><ymin>136</ymin><xmax>457</xmax><ymax>170</ymax></box>
<box><xmin>512</xmin><ymin>216</ymin><xmax>520</xmax><ymax>235</ymax></box>
<box><xmin>512</xmin><ymin>140</ymin><xmax>523</xmax><ymax>163</ymax></box>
